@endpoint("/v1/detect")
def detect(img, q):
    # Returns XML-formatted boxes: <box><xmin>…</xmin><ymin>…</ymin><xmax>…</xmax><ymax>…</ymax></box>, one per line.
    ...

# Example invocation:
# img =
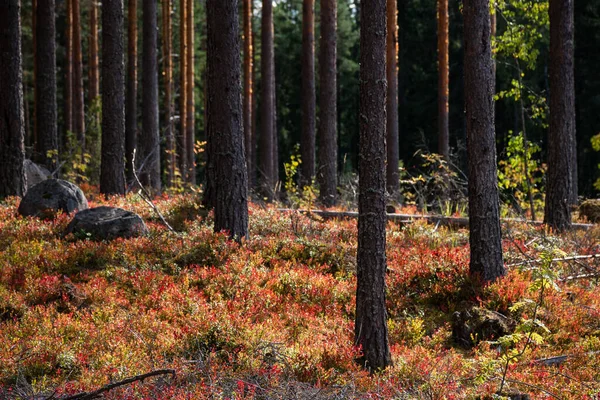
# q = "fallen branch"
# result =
<box><xmin>532</xmin><ymin>350</ymin><xmax>600</xmax><ymax>366</ymax></box>
<box><xmin>278</xmin><ymin>209</ymin><xmax>594</xmax><ymax>231</ymax></box>
<box><xmin>132</xmin><ymin>150</ymin><xmax>178</xmax><ymax>234</ymax></box>
<box><xmin>559</xmin><ymin>273</ymin><xmax>600</xmax><ymax>282</ymax></box>
<box><xmin>57</xmin><ymin>369</ymin><xmax>175</xmax><ymax>400</ymax></box>
<box><xmin>507</xmin><ymin>254</ymin><xmax>600</xmax><ymax>268</ymax></box>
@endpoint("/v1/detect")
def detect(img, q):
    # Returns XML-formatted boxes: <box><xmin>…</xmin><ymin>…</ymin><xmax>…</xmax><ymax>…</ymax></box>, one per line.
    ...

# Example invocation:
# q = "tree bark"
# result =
<box><xmin>259</xmin><ymin>0</ymin><xmax>275</xmax><ymax>198</ymax></box>
<box><xmin>100</xmin><ymin>0</ymin><xmax>126</xmax><ymax>195</ymax></box>
<box><xmin>243</xmin><ymin>0</ymin><xmax>254</xmax><ymax>187</ymax></box>
<box><xmin>186</xmin><ymin>0</ymin><xmax>195</xmax><ymax>184</ymax></box>
<box><xmin>32</xmin><ymin>0</ymin><xmax>37</xmax><ymax>151</ymax></box>
<box><xmin>89</xmin><ymin>0</ymin><xmax>100</xmax><ymax>101</ymax></box>
<box><xmin>178</xmin><ymin>0</ymin><xmax>188</xmax><ymax>182</ymax></box>
<box><xmin>545</xmin><ymin>0</ymin><xmax>576</xmax><ymax>230</ymax></box>
<box><xmin>355</xmin><ymin>0</ymin><xmax>392</xmax><ymax>373</ymax></box>
<box><xmin>318</xmin><ymin>0</ymin><xmax>337</xmax><ymax>207</ymax></box>
<box><xmin>386</xmin><ymin>0</ymin><xmax>399</xmax><ymax>194</ymax></box>
<box><xmin>72</xmin><ymin>0</ymin><xmax>86</xmax><ymax>149</ymax></box>
<box><xmin>141</xmin><ymin>0</ymin><xmax>161</xmax><ymax>192</ymax></box>
<box><xmin>464</xmin><ymin>0</ymin><xmax>504</xmax><ymax>282</ymax></box>
<box><xmin>437</xmin><ymin>0</ymin><xmax>449</xmax><ymax>160</ymax></box>
<box><xmin>65</xmin><ymin>0</ymin><xmax>73</xmax><ymax>137</ymax></box>
<box><xmin>206</xmin><ymin>0</ymin><xmax>248</xmax><ymax>239</ymax></box>
<box><xmin>125</xmin><ymin>0</ymin><xmax>138</xmax><ymax>182</ymax></box>
<box><xmin>0</xmin><ymin>0</ymin><xmax>26</xmax><ymax>198</ymax></box>
<box><xmin>163</xmin><ymin>0</ymin><xmax>174</xmax><ymax>187</ymax></box>
<box><xmin>300</xmin><ymin>0</ymin><xmax>316</xmax><ymax>188</ymax></box>
<box><xmin>35</xmin><ymin>0</ymin><xmax>58</xmax><ymax>171</ymax></box>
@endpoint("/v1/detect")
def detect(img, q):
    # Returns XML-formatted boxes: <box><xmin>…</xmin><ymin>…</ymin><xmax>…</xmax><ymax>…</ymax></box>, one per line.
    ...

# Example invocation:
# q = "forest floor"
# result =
<box><xmin>0</xmin><ymin>188</ymin><xmax>599</xmax><ymax>399</ymax></box>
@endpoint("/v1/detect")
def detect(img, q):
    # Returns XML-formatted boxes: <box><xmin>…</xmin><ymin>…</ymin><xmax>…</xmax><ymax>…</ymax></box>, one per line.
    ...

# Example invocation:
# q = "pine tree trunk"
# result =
<box><xmin>0</xmin><ymin>0</ymin><xmax>26</xmax><ymax>198</ymax></box>
<box><xmin>206</xmin><ymin>0</ymin><xmax>248</xmax><ymax>240</ymax></box>
<box><xmin>545</xmin><ymin>0</ymin><xmax>576</xmax><ymax>230</ymax></box>
<box><xmin>178</xmin><ymin>0</ymin><xmax>188</xmax><ymax>182</ymax></box>
<box><xmin>89</xmin><ymin>0</ymin><xmax>100</xmax><ymax>101</ymax></box>
<box><xmin>464</xmin><ymin>0</ymin><xmax>504</xmax><ymax>282</ymax></box>
<box><xmin>355</xmin><ymin>0</ymin><xmax>392</xmax><ymax>372</ymax></box>
<box><xmin>243</xmin><ymin>0</ymin><xmax>254</xmax><ymax>187</ymax></box>
<box><xmin>272</xmin><ymin>85</ymin><xmax>279</xmax><ymax>188</ymax></box>
<box><xmin>141</xmin><ymin>0</ymin><xmax>161</xmax><ymax>192</ymax></box>
<box><xmin>72</xmin><ymin>0</ymin><xmax>86</xmax><ymax>150</ymax></box>
<box><xmin>259</xmin><ymin>0</ymin><xmax>275</xmax><ymax>198</ymax></box>
<box><xmin>300</xmin><ymin>0</ymin><xmax>316</xmax><ymax>188</ymax></box>
<box><xmin>163</xmin><ymin>0</ymin><xmax>174</xmax><ymax>187</ymax></box>
<box><xmin>437</xmin><ymin>0</ymin><xmax>449</xmax><ymax>160</ymax></box>
<box><xmin>125</xmin><ymin>0</ymin><xmax>138</xmax><ymax>182</ymax></box>
<box><xmin>100</xmin><ymin>0</ymin><xmax>126</xmax><ymax>195</ymax></box>
<box><xmin>186</xmin><ymin>0</ymin><xmax>195</xmax><ymax>184</ymax></box>
<box><xmin>318</xmin><ymin>0</ymin><xmax>337</xmax><ymax>207</ymax></box>
<box><xmin>35</xmin><ymin>0</ymin><xmax>58</xmax><ymax>171</ymax></box>
<box><xmin>65</xmin><ymin>0</ymin><xmax>73</xmax><ymax>137</ymax></box>
<box><xmin>32</xmin><ymin>0</ymin><xmax>37</xmax><ymax>152</ymax></box>
<box><xmin>386</xmin><ymin>0</ymin><xmax>399</xmax><ymax>194</ymax></box>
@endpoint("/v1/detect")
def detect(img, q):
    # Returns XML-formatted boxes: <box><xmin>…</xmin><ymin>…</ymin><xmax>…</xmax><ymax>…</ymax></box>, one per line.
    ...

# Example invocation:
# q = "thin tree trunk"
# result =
<box><xmin>273</xmin><ymin>84</ymin><xmax>278</xmax><ymax>188</ymax></box>
<box><xmin>386</xmin><ymin>0</ymin><xmax>399</xmax><ymax>194</ymax></box>
<box><xmin>260</xmin><ymin>0</ymin><xmax>275</xmax><ymax>198</ymax></box>
<box><xmin>163</xmin><ymin>0</ymin><xmax>174</xmax><ymax>187</ymax></box>
<box><xmin>206</xmin><ymin>0</ymin><xmax>248</xmax><ymax>239</ymax></box>
<box><xmin>141</xmin><ymin>0</ymin><xmax>161</xmax><ymax>192</ymax></box>
<box><xmin>65</xmin><ymin>0</ymin><xmax>73</xmax><ymax>137</ymax></box>
<box><xmin>35</xmin><ymin>0</ymin><xmax>58</xmax><ymax>171</ymax></box>
<box><xmin>318</xmin><ymin>0</ymin><xmax>337</xmax><ymax>207</ymax></box>
<box><xmin>243</xmin><ymin>0</ymin><xmax>254</xmax><ymax>187</ymax></box>
<box><xmin>545</xmin><ymin>0</ymin><xmax>576</xmax><ymax>230</ymax></box>
<box><xmin>186</xmin><ymin>0</ymin><xmax>195</xmax><ymax>185</ymax></box>
<box><xmin>72</xmin><ymin>0</ymin><xmax>85</xmax><ymax>150</ymax></box>
<box><xmin>0</xmin><ymin>0</ymin><xmax>26</xmax><ymax>197</ymax></box>
<box><xmin>125</xmin><ymin>0</ymin><xmax>138</xmax><ymax>182</ymax></box>
<box><xmin>437</xmin><ymin>0</ymin><xmax>449</xmax><ymax>160</ymax></box>
<box><xmin>178</xmin><ymin>0</ymin><xmax>188</xmax><ymax>182</ymax></box>
<box><xmin>24</xmin><ymin>82</ymin><xmax>32</xmax><ymax>149</ymax></box>
<box><xmin>355</xmin><ymin>0</ymin><xmax>392</xmax><ymax>372</ymax></box>
<box><xmin>464</xmin><ymin>0</ymin><xmax>504</xmax><ymax>282</ymax></box>
<box><xmin>89</xmin><ymin>0</ymin><xmax>100</xmax><ymax>101</ymax></box>
<box><xmin>300</xmin><ymin>0</ymin><xmax>316</xmax><ymax>188</ymax></box>
<box><xmin>515</xmin><ymin>59</ymin><xmax>536</xmax><ymax>222</ymax></box>
<box><xmin>100</xmin><ymin>0</ymin><xmax>126</xmax><ymax>195</ymax></box>
<box><xmin>251</xmin><ymin>16</ymin><xmax>258</xmax><ymax>188</ymax></box>
<box><xmin>33</xmin><ymin>0</ymin><xmax>37</xmax><ymax>154</ymax></box>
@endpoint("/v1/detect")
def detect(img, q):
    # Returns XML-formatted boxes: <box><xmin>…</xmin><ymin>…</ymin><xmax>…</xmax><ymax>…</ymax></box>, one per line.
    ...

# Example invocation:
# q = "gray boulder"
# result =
<box><xmin>24</xmin><ymin>159</ymin><xmax>51</xmax><ymax>190</ymax></box>
<box><xmin>18</xmin><ymin>179</ymin><xmax>88</xmax><ymax>218</ymax></box>
<box><xmin>66</xmin><ymin>206</ymin><xmax>149</xmax><ymax>241</ymax></box>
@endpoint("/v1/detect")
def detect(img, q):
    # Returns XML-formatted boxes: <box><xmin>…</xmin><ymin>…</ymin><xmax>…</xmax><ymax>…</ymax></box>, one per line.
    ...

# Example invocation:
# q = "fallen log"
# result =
<box><xmin>278</xmin><ymin>209</ymin><xmax>594</xmax><ymax>231</ymax></box>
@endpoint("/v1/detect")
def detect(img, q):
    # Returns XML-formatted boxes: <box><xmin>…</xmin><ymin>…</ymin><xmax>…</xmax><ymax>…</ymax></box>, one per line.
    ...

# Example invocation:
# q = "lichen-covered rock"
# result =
<box><xmin>18</xmin><ymin>179</ymin><xmax>88</xmax><ymax>218</ymax></box>
<box><xmin>578</xmin><ymin>199</ymin><xmax>600</xmax><ymax>223</ymax></box>
<box><xmin>452</xmin><ymin>306</ymin><xmax>515</xmax><ymax>348</ymax></box>
<box><xmin>24</xmin><ymin>159</ymin><xmax>51</xmax><ymax>190</ymax></box>
<box><xmin>65</xmin><ymin>206</ymin><xmax>149</xmax><ymax>241</ymax></box>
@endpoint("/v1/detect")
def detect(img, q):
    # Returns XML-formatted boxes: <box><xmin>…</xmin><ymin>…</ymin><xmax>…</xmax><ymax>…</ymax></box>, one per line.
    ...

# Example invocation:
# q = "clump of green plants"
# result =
<box><xmin>498</xmin><ymin>130</ymin><xmax>546</xmax><ymax>218</ymax></box>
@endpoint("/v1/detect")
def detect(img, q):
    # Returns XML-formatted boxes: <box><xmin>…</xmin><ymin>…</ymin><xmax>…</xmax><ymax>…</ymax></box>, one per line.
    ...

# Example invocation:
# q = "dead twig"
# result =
<box><xmin>132</xmin><ymin>149</ymin><xmax>178</xmax><ymax>234</ymax></box>
<box><xmin>57</xmin><ymin>369</ymin><xmax>175</xmax><ymax>400</ymax></box>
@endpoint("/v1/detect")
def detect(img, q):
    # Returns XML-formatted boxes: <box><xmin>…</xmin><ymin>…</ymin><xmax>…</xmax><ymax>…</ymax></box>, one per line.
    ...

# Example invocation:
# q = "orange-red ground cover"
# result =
<box><xmin>0</xmin><ymin>191</ymin><xmax>599</xmax><ymax>399</ymax></box>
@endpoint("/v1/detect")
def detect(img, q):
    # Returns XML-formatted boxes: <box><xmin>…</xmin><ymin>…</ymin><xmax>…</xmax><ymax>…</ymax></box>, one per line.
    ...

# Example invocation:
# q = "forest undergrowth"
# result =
<box><xmin>0</xmin><ymin>188</ymin><xmax>599</xmax><ymax>399</ymax></box>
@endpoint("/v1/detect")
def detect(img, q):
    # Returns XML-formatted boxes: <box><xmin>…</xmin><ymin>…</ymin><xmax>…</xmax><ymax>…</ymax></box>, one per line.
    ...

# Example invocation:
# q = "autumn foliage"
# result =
<box><xmin>0</xmin><ymin>192</ymin><xmax>599</xmax><ymax>398</ymax></box>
